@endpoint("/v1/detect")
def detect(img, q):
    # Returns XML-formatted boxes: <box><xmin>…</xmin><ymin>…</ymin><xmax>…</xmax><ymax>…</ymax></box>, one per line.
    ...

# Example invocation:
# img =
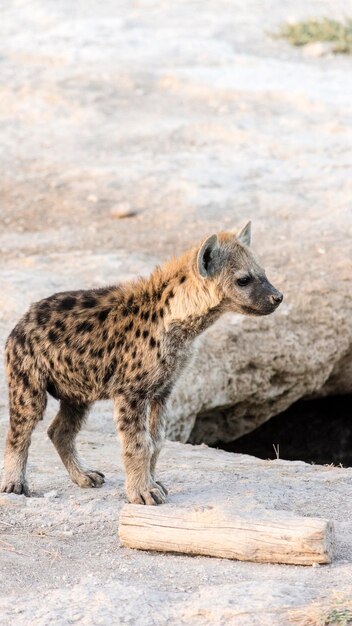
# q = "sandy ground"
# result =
<box><xmin>1</xmin><ymin>426</ymin><xmax>352</xmax><ymax>626</ymax></box>
<box><xmin>1</xmin><ymin>0</ymin><xmax>352</xmax><ymax>624</ymax></box>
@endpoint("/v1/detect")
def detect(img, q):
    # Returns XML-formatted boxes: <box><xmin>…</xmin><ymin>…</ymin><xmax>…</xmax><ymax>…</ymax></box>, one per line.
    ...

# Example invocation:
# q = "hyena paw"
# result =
<box><xmin>155</xmin><ymin>481</ymin><xmax>168</xmax><ymax>496</ymax></box>
<box><xmin>0</xmin><ymin>479</ymin><xmax>30</xmax><ymax>496</ymax></box>
<box><xmin>127</xmin><ymin>481</ymin><xmax>167</xmax><ymax>505</ymax></box>
<box><xmin>74</xmin><ymin>470</ymin><xmax>105</xmax><ymax>489</ymax></box>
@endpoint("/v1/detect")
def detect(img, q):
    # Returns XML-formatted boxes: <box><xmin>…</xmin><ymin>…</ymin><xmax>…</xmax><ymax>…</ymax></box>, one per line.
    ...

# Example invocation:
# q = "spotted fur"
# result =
<box><xmin>0</xmin><ymin>224</ymin><xmax>283</xmax><ymax>504</ymax></box>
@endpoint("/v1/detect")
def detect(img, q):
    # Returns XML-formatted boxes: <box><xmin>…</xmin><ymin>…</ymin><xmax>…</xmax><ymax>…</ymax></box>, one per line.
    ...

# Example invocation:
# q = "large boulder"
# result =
<box><xmin>1</xmin><ymin>217</ymin><xmax>350</xmax><ymax>449</ymax></box>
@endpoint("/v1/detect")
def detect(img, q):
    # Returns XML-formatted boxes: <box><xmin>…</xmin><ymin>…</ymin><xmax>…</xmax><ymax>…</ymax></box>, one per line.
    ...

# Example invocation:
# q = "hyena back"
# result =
<box><xmin>1</xmin><ymin>223</ymin><xmax>283</xmax><ymax>504</ymax></box>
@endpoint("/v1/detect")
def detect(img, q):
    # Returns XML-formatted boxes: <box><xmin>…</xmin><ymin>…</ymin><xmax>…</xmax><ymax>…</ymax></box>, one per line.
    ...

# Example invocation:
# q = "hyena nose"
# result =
<box><xmin>270</xmin><ymin>292</ymin><xmax>283</xmax><ymax>306</ymax></box>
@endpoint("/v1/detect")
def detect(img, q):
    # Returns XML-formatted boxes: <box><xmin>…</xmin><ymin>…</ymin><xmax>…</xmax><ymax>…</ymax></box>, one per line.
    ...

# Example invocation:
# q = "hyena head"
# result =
<box><xmin>196</xmin><ymin>221</ymin><xmax>283</xmax><ymax>316</ymax></box>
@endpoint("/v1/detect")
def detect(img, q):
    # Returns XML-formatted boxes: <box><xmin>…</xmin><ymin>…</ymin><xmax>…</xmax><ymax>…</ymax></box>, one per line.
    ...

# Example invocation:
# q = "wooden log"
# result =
<box><xmin>119</xmin><ymin>504</ymin><xmax>335</xmax><ymax>565</ymax></box>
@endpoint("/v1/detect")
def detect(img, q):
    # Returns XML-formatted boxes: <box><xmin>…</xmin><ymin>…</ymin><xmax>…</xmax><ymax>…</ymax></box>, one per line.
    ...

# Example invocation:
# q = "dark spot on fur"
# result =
<box><xmin>58</xmin><ymin>296</ymin><xmax>76</xmax><ymax>311</ymax></box>
<box><xmin>97</xmin><ymin>308</ymin><xmax>110</xmax><ymax>323</ymax></box>
<box><xmin>151</xmin><ymin>311</ymin><xmax>157</xmax><ymax>323</ymax></box>
<box><xmin>132</xmin><ymin>304</ymin><xmax>139</xmax><ymax>315</ymax></box>
<box><xmin>91</xmin><ymin>347</ymin><xmax>104</xmax><ymax>359</ymax></box>
<box><xmin>130</xmin><ymin>399</ymin><xmax>137</xmax><ymax>410</ymax></box>
<box><xmin>149</xmin><ymin>336</ymin><xmax>156</xmax><ymax>348</ymax></box>
<box><xmin>37</xmin><ymin>309</ymin><xmax>51</xmax><ymax>326</ymax></box>
<box><xmin>82</xmin><ymin>296</ymin><xmax>97</xmax><ymax>308</ymax></box>
<box><xmin>55</xmin><ymin>319</ymin><xmax>66</xmax><ymax>331</ymax></box>
<box><xmin>166</xmin><ymin>289</ymin><xmax>174</xmax><ymax>302</ymax></box>
<box><xmin>48</xmin><ymin>330</ymin><xmax>58</xmax><ymax>343</ymax></box>
<box><xmin>179</xmin><ymin>275</ymin><xmax>186</xmax><ymax>284</ymax></box>
<box><xmin>159</xmin><ymin>308</ymin><xmax>164</xmax><ymax>318</ymax></box>
<box><xmin>135</xmin><ymin>328</ymin><xmax>141</xmax><ymax>338</ymax></box>
<box><xmin>122</xmin><ymin>307</ymin><xmax>129</xmax><ymax>317</ymax></box>
<box><xmin>76</xmin><ymin>321</ymin><xmax>94</xmax><ymax>334</ymax></box>
<box><xmin>125</xmin><ymin>320</ymin><xmax>134</xmax><ymax>332</ymax></box>
<box><xmin>131</xmin><ymin>349</ymin><xmax>137</xmax><ymax>359</ymax></box>
<box><xmin>142</xmin><ymin>329</ymin><xmax>149</xmax><ymax>339</ymax></box>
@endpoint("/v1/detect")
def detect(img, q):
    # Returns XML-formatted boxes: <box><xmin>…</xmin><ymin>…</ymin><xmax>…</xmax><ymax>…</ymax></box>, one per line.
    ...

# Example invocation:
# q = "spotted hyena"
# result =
<box><xmin>1</xmin><ymin>222</ymin><xmax>283</xmax><ymax>504</ymax></box>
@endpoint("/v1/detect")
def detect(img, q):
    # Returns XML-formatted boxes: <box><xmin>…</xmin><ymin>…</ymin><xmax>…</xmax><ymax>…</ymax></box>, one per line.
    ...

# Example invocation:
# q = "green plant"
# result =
<box><xmin>324</xmin><ymin>607</ymin><xmax>352</xmax><ymax>626</ymax></box>
<box><xmin>275</xmin><ymin>17</ymin><xmax>352</xmax><ymax>54</ymax></box>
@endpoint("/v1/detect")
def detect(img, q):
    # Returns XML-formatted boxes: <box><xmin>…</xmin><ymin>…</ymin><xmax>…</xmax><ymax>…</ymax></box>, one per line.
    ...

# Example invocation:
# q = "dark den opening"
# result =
<box><xmin>215</xmin><ymin>395</ymin><xmax>352</xmax><ymax>467</ymax></box>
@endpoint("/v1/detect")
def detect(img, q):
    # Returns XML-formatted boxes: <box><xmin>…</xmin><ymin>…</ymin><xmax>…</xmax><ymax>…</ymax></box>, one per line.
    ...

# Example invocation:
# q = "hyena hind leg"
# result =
<box><xmin>1</xmin><ymin>384</ymin><xmax>47</xmax><ymax>496</ymax></box>
<box><xmin>47</xmin><ymin>400</ymin><xmax>105</xmax><ymax>488</ymax></box>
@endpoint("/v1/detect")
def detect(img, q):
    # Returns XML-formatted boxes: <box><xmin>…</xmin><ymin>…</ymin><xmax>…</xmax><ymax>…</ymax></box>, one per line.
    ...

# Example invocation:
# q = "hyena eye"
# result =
<box><xmin>237</xmin><ymin>275</ymin><xmax>251</xmax><ymax>287</ymax></box>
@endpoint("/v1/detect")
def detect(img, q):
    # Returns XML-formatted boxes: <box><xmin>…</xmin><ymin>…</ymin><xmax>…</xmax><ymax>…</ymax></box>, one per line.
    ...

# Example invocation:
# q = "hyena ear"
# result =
<box><xmin>236</xmin><ymin>221</ymin><xmax>251</xmax><ymax>246</ymax></box>
<box><xmin>197</xmin><ymin>234</ymin><xmax>219</xmax><ymax>278</ymax></box>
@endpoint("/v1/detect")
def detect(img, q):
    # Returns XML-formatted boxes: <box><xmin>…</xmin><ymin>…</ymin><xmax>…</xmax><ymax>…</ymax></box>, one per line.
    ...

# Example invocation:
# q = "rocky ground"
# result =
<box><xmin>1</xmin><ymin>0</ymin><xmax>352</xmax><ymax>624</ymax></box>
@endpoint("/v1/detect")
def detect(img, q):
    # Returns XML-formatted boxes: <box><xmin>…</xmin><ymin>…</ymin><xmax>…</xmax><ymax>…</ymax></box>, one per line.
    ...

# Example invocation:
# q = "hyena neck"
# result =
<box><xmin>152</xmin><ymin>248</ymin><xmax>226</xmax><ymax>333</ymax></box>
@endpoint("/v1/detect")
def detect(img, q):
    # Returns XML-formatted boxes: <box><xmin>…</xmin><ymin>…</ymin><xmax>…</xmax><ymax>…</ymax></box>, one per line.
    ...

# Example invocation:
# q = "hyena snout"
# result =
<box><xmin>269</xmin><ymin>290</ymin><xmax>283</xmax><ymax>307</ymax></box>
<box><xmin>254</xmin><ymin>280</ymin><xmax>283</xmax><ymax>315</ymax></box>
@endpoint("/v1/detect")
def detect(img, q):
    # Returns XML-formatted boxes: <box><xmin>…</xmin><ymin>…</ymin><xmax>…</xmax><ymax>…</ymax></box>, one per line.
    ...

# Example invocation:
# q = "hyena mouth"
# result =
<box><xmin>240</xmin><ymin>304</ymin><xmax>277</xmax><ymax>316</ymax></box>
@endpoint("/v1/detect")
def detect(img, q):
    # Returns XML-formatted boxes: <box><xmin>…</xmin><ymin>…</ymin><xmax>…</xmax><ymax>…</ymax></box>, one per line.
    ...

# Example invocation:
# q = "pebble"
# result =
<box><xmin>302</xmin><ymin>42</ymin><xmax>333</xmax><ymax>58</ymax></box>
<box><xmin>110</xmin><ymin>203</ymin><xmax>137</xmax><ymax>219</ymax></box>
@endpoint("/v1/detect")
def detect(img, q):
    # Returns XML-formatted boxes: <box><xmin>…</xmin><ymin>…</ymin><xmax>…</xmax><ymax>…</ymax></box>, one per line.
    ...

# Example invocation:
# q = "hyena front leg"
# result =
<box><xmin>1</xmin><ymin>373</ymin><xmax>47</xmax><ymax>496</ymax></box>
<box><xmin>149</xmin><ymin>399</ymin><xmax>168</xmax><ymax>496</ymax></box>
<box><xmin>114</xmin><ymin>397</ymin><xmax>167</xmax><ymax>505</ymax></box>
<box><xmin>47</xmin><ymin>400</ymin><xmax>105</xmax><ymax>488</ymax></box>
